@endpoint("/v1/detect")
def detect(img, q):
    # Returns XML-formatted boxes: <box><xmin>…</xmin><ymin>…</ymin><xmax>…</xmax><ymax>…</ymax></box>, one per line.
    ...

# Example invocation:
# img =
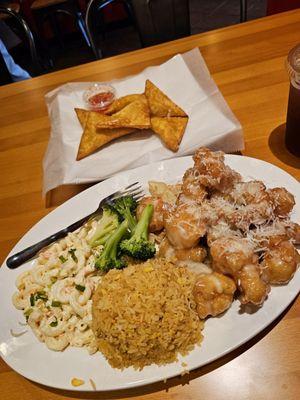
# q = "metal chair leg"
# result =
<box><xmin>124</xmin><ymin>0</ymin><xmax>144</xmax><ymax>47</ymax></box>
<box><xmin>240</xmin><ymin>0</ymin><xmax>248</xmax><ymax>22</ymax></box>
<box><xmin>85</xmin><ymin>0</ymin><xmax>139</xmax><ymax>60</ymax></box>
<box><xmin>85</xmin><ymin>0</ymin><xmax>107</xmax><ymax>59</ymax></box>
<box><xmin>0</xmin><ymin>6</ymin><xmax>41</xmax><ymax>75</ymax></box>
<box><xmin>55</xmin><ymin>6</ymin><xmax>91</xmax><ymax>48</ymax></box>
<box><xmin>75</xmin><ymin>11</ymin><xmax>91</xmax><ymax>47</ymax></box>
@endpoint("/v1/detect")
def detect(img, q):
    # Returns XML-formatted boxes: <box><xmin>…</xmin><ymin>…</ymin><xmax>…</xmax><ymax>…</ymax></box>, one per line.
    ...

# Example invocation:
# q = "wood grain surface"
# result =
<box><xmin>0</xmin><ymin>9</ymin><xmax>299</xmax><ymax>400</ymax></box>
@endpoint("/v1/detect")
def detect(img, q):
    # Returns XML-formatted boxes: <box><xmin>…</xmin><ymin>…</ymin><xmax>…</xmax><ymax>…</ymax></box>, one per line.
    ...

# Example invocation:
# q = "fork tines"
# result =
<box><xmin>111</xmin><ymin>182</ymin><xmax>144</xmax><ymax>202</ymax></box>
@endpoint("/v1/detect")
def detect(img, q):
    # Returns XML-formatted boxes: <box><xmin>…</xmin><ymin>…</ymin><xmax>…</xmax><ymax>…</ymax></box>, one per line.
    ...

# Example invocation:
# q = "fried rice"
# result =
<box><xmin>92</xmin><ymin>259</ymin><xmax>204</xmax><ymax>370</ymax></box>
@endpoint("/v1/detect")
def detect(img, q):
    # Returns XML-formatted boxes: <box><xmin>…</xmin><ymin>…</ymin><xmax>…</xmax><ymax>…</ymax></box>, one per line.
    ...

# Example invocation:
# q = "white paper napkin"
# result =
<box><xmin>43</xmin><ymin>48</ymin><xmax>244</xmax><ymax>194</ymax></box>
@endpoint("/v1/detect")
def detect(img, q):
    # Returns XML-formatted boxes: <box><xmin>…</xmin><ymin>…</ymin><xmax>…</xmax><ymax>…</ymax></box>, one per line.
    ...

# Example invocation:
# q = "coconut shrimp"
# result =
<box><xmin>210</xmin><ymin>182</ymin><xmax>274</xmax><ymax>231</ymax></box>
<box><xmin>261</xmin><ymin>241</ymin><xmax>300</xmax><ymax>284</ymax></box>
<box><xmin>159</xmin><ymin>238</ymin><xmax>206</xmax><ymax>262</ymax></box>
<box><xmin>193</xmin><ymin>272</ymin><xmax>236</xmax><ymax>318</ymax></box>
<box><xmin>236</xmin><ymin>264</ymin><xmax>270</xmax><ymax>305</ymax></box>
<box><xmin>267</xmin><ymin>187</ymin><xmax>295</xmax><ymax>217</ymax></box>
<box><xmin>248</xmin><ymin>220</ymin><xmax>300</xmax><ymax>251</ymax></box>
<box><xmin>158</xmin><ymin>237</ymin><xmax>210</xmax><ymax>274</ymax></box>
<box><xmin>178</xmin><ymin>167</ymin><xmax>207</xmax><ymax>204</ymax></box>
<box><xmin>164</xmin><ymin>203</ymin><xmax>207</xmax><ymax>249</ymax></box>
<box><xmin>136</xmin><ymin>196</ymin><xmax>167</xmax><ymax>232</ymax></box>
<box><xmin>207</xmin><ymin>220</ymin><xmax>242</xmax><ymax>246</ymax></box>
<box><xmin>210</xmin><ymin>236</ymin><xmax>270</xmax><ymax>305</ymax></box>
<box><xmin>230</xmin><ymin>181</ymin><xmax>270</xmax><ymax>206</ymax></box>
<box><xmin>247</xmin><ymin>220</ymin><xmax>290</xmax><ymax>250</ymax></box>
<box><xmin>286</xmin><ymin>221</ymin><xmax>300</xmax><ymax>244</ymax></box>
<box><xmin>192</xmin><ymin>147</ymin><xmax>241</xmax><ymax>192</ymax></box>
<box><xmin>210</xmin><ymin>237</ymin><xmax>257</xmax><ymax>276</ymax></box>
<box><xmin>235</xmin><ymin>204</ymin><xmax>273</xmax><ymax>231</ymax></box>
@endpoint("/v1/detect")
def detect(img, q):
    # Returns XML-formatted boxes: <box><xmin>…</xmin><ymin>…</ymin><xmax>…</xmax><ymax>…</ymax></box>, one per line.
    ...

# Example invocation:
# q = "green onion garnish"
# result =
<box><xmin>50</xmin><ymin>318</ymin><xmax>58</xmax><ymax>327</ymax></box>
<box><xmin>75</xmin><ymin>284</ymin><xmax>85</xmax><ymax>292</ymax></box>
<box><xmin>35</xmin><ymin>291</ymin><xmax>48</xmax><ymax>301</ymax></box>
<box><xmin>69</xmin><ymin>248</ymin><xmax>78</xmax><ymax>262</ymax></box>
<box><xmin>51</xmin><ymin>301</ymin><xmax>62</xmax><ymax>307</ymax></box>
<box><xmin>59</xmin><ymin>255</ymin><xmax>67</xmax><ymax>263</ymax></box>
<box><xmin>30</xmin><ymin>293</ymin><xmax>35</xmax><ymax>306</ymax></box>
<box><xmin>24</xmin><ymin>308</ymin><xmax>33</xmax><ymax>321</ymax></box>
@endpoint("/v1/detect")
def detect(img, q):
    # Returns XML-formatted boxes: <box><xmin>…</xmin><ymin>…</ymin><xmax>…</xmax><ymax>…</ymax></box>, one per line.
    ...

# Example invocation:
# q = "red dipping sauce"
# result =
<box><xmin>83</xmin><ymin>84</ymin><xmax>116</xmax><ymax>111</ymax></box>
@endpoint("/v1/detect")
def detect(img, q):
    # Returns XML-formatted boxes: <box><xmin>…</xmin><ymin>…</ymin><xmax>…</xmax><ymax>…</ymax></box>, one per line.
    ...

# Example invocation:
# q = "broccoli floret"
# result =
<box><xmin>88</xmin><ymin>207</ymin><xmax>119</xmax><ymax>247</ymax></box>
<box><xmin>94</xmin><ymin>220</ymin><xmax>128</xmax><ymax>272</ymax></box>
<box><xmin>111</xmin><ymin>195</ymin><xmax>137</xmax><ymax>232</ymax></box>
<box><xmin>120</xmin><ymin>204</ymin><xmax>156</xmax><ymax>260</ymax></box>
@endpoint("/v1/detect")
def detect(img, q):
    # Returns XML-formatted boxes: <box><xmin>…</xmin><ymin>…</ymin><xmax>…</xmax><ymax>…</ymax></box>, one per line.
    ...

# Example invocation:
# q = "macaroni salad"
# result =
<box><xmin>12</xmin><ymin>220</ymin><xmax>103</xmax><ymax>353</ymax></box>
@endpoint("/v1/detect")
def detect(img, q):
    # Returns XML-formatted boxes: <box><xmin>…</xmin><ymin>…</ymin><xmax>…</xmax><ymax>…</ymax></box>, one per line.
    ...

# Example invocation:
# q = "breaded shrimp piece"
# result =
<box><xmin>210</xmin><ymin>237</ymin><xmax>269</xmax><ymax>305</ymax></box>
<box><xmin>209</xmin><ymin>194</ymin><xmax>236</xmax><ymax>220</ymax></box>
<box><xmin>158</xmin><ymin>238</ymin><xmax>210</xmax><ymax>274</ymax></box>
<box><xmin>248</xmin><ymin>221</ymin><xmax>290</xmax><ymax>250</ymax></box>
<box><xmin>136</xmin><ymin>196</ymin><xmax>167</xmax><ymax>232</ymax></box>
<box><xmin>267</xmin><ymin>187</ymin><xmax>295</xmax><ymax>217</ymax></box>
<box><xmin>210</xmin><ymin>183</ymin><xmax>274</xmax><ymax>231</ymax></box>
<box><xmin>226</xmin><ymin>201</ymin><xmax>274</xmax><ymax>231</ymax></box>
<box><xmin>180</xmin><ymin>167</ymin><xmax>207</xmax><ymax>204</ymax></box>
<box><xmin>193</xmin><ymin>272</ymin><xmax>236</xmax><ymax>318</ymax></box>
<box><xmin>230</xmin><ymin>181</ymin><xmax>270</xmax><ymax>206</ymax></box>
<box><xmin>207</xmin><ymin>220</ymin><xmax>242</xmax><ymax>246</ymax></box>
<box><xmin>164</xmin><ymin>203</ymin><xmax>207</xmax><ymax>249</ymax></box>
<box><xmin>286</xmin><ymin>221</ymin><xmax>300</xmax><ymax>244</ymax></box>
<box><xmin>210</xmin><ymin>237</ymin><xmax>257</xmax><ymax>276</ymax></box>
<box><xmin>236</xmin><ymin>264</ymin><xmax>270</xmax><ymax>305</ymax></box>
<box><xmin>158</xmin><ymin>238</ymin><xmax>207</xmax><ymax>263</ymax></box>
<box><xmin>261</xmin><ymin>241</ymin><xmax>300</xmax><ymax>284</ymax></box>
<box><xmin>249</xmin><ymin>220</ymin><xmax>300</xmax><ymax>250</ymax></box>
<box><xmin>192</xmin><ymin>147</ymin><xmax>241</xmax><ymax>192</ymax></box>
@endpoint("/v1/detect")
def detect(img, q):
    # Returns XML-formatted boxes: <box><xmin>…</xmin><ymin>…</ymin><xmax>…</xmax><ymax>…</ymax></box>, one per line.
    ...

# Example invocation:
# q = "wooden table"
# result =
<box><xmin>0</xmin><ymin>9</ymin><xmax>299</xmax><ymax>400</ymax></box>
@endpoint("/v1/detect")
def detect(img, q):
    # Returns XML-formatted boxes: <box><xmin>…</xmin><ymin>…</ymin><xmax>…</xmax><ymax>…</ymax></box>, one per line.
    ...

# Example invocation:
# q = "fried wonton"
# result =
<box><xmin>75</xmin><ymin>108</ymin><xmax>134</xmax><ymax>160</ymax></box>
<box><xmin>105</xmin><ymin>94</ymin><xmax>145</xmax><ymax>115</ymax></box>
<box><xmin>96</xmin><ymin>98</ymin><xmax>150</xmax><ymax>130</ymax></box>
<box><xmin>151</xmin><ymin>116</ymin><xmax>188</xmax><ymax>152</ymax></box>
<box><xmin>76</xmin><ymin>108</ymin><xmax>89</xmax><ymax>128</ymax></box>
<box><xmin>145</xmin><ymin>80</ymin><xmax>187</xmax><ymax>118</ymax></box>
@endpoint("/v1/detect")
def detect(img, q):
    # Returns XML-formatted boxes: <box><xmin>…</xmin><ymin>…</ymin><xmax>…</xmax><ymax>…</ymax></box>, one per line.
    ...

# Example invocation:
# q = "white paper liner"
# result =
<box><xmin>43</xmin><ymin>48</ymin><xmax>244</xmax><ymax>195</ymax></box>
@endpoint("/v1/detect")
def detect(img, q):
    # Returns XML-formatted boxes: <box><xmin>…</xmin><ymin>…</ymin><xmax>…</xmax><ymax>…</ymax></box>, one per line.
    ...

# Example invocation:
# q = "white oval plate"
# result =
<box><xmin>0</xmin><ymin>155</ymin><xmax>299</xmax><ymax>392</ymax></box>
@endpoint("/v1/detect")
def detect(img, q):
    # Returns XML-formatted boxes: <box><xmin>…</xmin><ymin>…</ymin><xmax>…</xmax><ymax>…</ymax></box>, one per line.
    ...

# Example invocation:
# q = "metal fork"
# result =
<box><xmin>6</xmin><ymin>182</ymin><xmax>143</xmax><ymax>269</ymax></box>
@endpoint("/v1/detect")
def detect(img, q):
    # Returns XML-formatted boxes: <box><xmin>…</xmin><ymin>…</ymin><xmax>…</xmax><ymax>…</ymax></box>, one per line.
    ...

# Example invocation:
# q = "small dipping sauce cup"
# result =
<box><xmin>83</xmin><ymin>84</ymin><xmax>116</xmax><ymax>111</ymax></box>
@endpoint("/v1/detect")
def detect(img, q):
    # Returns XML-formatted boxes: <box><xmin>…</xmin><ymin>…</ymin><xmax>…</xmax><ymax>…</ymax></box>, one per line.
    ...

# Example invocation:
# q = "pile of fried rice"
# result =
<box><xmin>92</xmin><ymin>259</ymin><xmax>204</xmax><ymax>370</ymax></box>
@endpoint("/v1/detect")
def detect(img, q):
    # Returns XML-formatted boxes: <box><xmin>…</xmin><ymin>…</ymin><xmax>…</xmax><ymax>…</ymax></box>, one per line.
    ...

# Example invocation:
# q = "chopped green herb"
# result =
<box><xmin>51</xmin><ymin>300</ymin><xmax>62</xmax><ymax>308</ymax></box>
<box><xmin>69</xmin><ymin>248</ymin><xmax>78</xmax><ymax>262</ymax></box>
<box><xmin>50</xmin><ymin>276</ymin><xmax>57</xmax><ymax>284</ymax></box>
<box><xmin>59</xmin><ymin>255</ymin><xmax>67</xmax><ymax>263</ymax></box>
<box><xmin>30</xmin><ymin>291</ymin><xmax>48</xmax><ymax>305</ymax></box>
<box><xmin>35</xmin><ymin>291</ymin><xmax>48</xmax><ymax>302</ymax></box>
<box><xmin>24</xmin><ymin>308</ymin><xmax>33</xmax><ymax>316</ymax></box>
<box><xmin>30</xmin><ymin>293</ymin><xmax>35</xmax><ymax>306</ymax></box>
<box><xmin>75</xmin><ymin>284</ymin><xmax>85</xmax><ymax>292</ymax></box>
<box><xmin>50</xmin><ymin>318</ymin><xmax>58</xmax><ymax>327</ymax></box>
<box><xmin>24</xmin><ymin>308</ymin><xmax>33</xmax><ymax>322</ymax></box>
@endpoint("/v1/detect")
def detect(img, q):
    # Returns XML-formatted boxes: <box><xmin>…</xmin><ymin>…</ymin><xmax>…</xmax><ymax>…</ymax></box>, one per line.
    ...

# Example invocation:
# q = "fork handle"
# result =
<box><xmin>6</xmin><ymin>212</ymin><xmax>96</xmax><ymax>269</ymax></box>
